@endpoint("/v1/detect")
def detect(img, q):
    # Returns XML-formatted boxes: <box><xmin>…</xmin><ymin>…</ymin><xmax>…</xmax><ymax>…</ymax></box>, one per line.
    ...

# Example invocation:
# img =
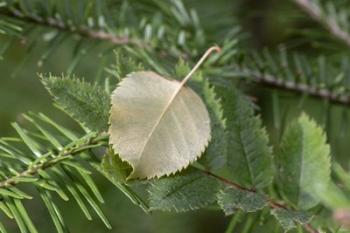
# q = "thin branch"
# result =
<box><xmin>254</xmin><ymin>73</ymin><xmax>350</xmax><ymax>105</ymax></box>
<box><xmin>0</xmin><ymin>134</ymin><xmax>108</xmax><ymax>189</ymax></box>
<box><xmin>294</xmin><ymin>0</ymin><xmax>350</xmax><ymax>48</ymax></box>
<box><xmin>200</xmin><ymin>169</ymin><xmax>255</xmax><ymax>192</ymax></box>
<box><xmin>0</xmin><ymin>8</ymin><xmax>146</xmax><ymax>47</ymax></box>
<box><xmin>198</xmin><ymin>168</ymin><xmax>319</xmax><ymax>233</ymax></box>
<box><xmin>210</xmin><ymin>68</ymin><xmax>350</xmax><ymax>106</ymax></box>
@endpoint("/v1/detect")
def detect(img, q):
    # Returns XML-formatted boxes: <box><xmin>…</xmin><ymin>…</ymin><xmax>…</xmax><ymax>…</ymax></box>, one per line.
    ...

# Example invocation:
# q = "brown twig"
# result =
<box><xmin>294</xmin><ymin>0</ymin><xmax>350</xmax><ymax>48</ymax></box>
<box><xmin>211</xmin><ymin>67</ymin><xmax>350</xmax><ymax>107</ymax></box>
<box><xmin>254</xmin><ymin>72</ymin><xmax>350</xmax><ymax>106</ymax></box>
<box><xmin>199</xmin><ymin>168</ymin><xmax>319</xmax><ymax>233</ymax></box>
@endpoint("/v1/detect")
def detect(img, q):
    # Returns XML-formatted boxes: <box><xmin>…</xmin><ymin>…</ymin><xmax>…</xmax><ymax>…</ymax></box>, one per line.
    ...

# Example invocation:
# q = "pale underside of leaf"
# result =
<box><xmin>109</xmin><ymin>71</ymin><xmax>211</xmax><ymax>179</ymax></box>
<box><xmin>271</xmin><ymin>208</ymin><xmax>311</xmax><ymax>232</ymax></box>
<box><xmin>217</xmin><ymin>186</ymin><xmax>267</xmax><ymax>215</ymax></box>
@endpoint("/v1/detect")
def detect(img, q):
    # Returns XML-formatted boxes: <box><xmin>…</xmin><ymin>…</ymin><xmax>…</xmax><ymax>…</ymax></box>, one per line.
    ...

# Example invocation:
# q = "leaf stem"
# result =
<box><xmin>181</xmin><ymin>46</ymin><xmax>221</xmax><ymax>86</ymax></box>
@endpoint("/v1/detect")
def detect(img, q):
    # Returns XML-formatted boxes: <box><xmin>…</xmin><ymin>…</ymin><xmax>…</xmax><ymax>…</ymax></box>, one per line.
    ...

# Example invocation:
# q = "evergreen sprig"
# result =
<box><xmin>1</xmin><ymin>0</ymin><xmax>350</xmax><ymax>232</ymax></box>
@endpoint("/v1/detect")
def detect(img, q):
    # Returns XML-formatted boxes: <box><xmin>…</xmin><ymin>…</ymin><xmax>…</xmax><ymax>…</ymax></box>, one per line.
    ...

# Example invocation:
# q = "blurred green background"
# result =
<box><xmin>1</xmin><ymin>0</ymin><xmax>349</xmax><ymax>232</ymax></box>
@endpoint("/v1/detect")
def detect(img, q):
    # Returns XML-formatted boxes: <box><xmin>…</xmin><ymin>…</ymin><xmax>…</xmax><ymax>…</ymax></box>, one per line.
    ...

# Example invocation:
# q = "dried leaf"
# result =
<box><xmin>109</xmin><ymin>71</ymin><xmax>211</xmax><ymax>179</ymax></box>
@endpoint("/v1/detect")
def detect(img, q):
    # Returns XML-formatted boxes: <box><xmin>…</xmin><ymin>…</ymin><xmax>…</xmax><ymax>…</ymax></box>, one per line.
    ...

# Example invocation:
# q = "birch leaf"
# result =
<box><xmin>109</xmin><ymin>71</ymin><xmax>211</xmax><ymax>179</ymax></box>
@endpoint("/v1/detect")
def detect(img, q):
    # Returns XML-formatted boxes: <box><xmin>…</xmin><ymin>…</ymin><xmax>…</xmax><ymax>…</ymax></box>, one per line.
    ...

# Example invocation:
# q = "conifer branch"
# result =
<box><xmin>0</xmin><ymin>8</ymin><xmax>146</xmax><ymax>47</ymax></box>
<box><xmin>294</xmin><ymin>0</ymin><xmax>350</xmax><ymax>48</ymax></box>
<box><xmin>0</xmin><ymin>133</ymin><xmax>108</xmax><ymax>189</ymax></box>
<box><xmin>253</xmin><ymin>72</ymin><xmax>350</xmax><ymax>105</ymax></box>
<box><xmin>211</xmin><ymin>68</ymin><xmax>350</xmax><ymax>106</ymax></box>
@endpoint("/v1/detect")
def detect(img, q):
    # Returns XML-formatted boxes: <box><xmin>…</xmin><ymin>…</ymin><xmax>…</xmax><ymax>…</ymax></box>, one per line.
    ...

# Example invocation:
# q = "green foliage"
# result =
<box><xmin>148</xmin><ymin>169</ymin><xmax>220</xmax><ymax>212</ymax></box>
<box><xmin>276</xmin><ymin>114</ymin><xmax>331</xmax><ymax>210</ymax></box>
<box><xmin>197</xmin><ymin>79</ymin><xmax>226</xmax><ymax>170</ymax></box>
<box><xmin>294</xmin><ymin>0</ymin><xmax>350</xmax><ymax>49</ymax></box>
<box><xmin>3</xmin><ymin>49</ymin><xmax>334</xmax><ymax>233</ymax></box>
<box><xmin>217</xmin><ymin>187</ymin><xmax>267</xmax><ymax>215</ymax></box>
<box><xmin>41</xmin><ymin>75</ymin><xmax>110</xmax><ymax>132</ymax></box>
<box><xmin>315</xmin><ymin>164</ymin><xmax>350</xmax><ymax>210</ymax></box>
<box><xmin>0</xmin><ymin>0</ymin><xmax>211</xmax><ymax>74</ymax></box>
<box><xmin>108</xmin><ymin>50</ymin><xmax>145</xmax><ymax>82</ymax></box>
<box><xmin>1</xmin><ymin>0</ymin><xmax>350</xmax><ymax>232</ymax></box>
<box><xmin>218</xmin><ymin>84</ymin><xmax>274</xmax><ymax>189</ymax></box>
<box><xmin>0</xmin><ymin>112</ymin><xmax>111</xmax><ymax>233</ymax></box>
<box><xmin>41</xmin><ymin>73</ymin><xmax>150</xmax><ymax>214</ymax></box>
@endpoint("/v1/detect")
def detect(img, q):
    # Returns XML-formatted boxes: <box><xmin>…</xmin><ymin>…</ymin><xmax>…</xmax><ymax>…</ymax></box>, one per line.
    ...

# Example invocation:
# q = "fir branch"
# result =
<box><xmin>0</xmin><ymin>8</ymin><xmax>145</xmax><ymax>47</ymax></box>
<box><xmin>253</xmin><ymin>72</ymin><xmax>350</xmax><ymax>105</ymax></box>
<box><xmin>294</xmin><ymin>0</ymin><xmax>350</xmax><ymax>48</ymax></box>
<box><xmin>0</xmin><ymin>133</ymin><xmax>108</xmax><ymax>189</ymax></box>
<box><xmin>208</xmin><ymin>68</ymin><xmax>350</xmax><ymax>107</ymax></box>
